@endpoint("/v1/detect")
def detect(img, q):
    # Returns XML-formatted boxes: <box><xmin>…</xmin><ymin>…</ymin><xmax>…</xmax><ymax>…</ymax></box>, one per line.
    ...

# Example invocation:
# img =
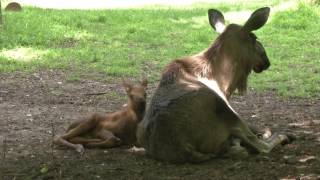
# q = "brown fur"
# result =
<box><xmin>54</xmin><ymin>79</ymin><xmax>148</xmax><ymax>154</ymax></box>
<box><xmin>5</xmin><ymin>2</ymin><xmax>22</xmax><ymax>11</ymax></box>
<box><xmin>161</xmin><ymin>24</ymin><xmax>268</xmax><ymax>99</ymax></box>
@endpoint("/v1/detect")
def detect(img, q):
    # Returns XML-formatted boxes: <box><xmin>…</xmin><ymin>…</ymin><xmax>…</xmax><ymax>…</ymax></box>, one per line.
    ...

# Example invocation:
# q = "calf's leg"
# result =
<box><xmin>85</xmin><ymin>129</ymin><xmax>122</xmax><ymax>148</ymax></box>
<box><xmin>53</xmin><ymin>113</ymin><xmax>104</xmax><ymax>153</ymax></box>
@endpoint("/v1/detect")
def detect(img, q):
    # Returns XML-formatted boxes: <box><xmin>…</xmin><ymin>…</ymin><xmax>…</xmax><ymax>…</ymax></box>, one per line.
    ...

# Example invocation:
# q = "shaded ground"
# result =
<box><xmin>0</xmin><ymin>71</ymin><xmax>320</xmax><ymax>180</ymax></box>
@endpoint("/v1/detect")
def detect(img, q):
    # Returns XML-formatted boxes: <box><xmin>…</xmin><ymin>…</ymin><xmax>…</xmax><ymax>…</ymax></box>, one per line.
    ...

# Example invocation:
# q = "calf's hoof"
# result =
<box><xmin>75</xmin><ymin>144</ymin><xmax>85</xmax><ymax>155</ymax></box>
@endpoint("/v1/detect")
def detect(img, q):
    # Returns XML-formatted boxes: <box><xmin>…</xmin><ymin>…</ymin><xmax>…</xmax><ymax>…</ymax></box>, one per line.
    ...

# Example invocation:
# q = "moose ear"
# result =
<box><xmin>141</xmin><ymin>78</ymin><xmax>148</xmax><ymax>88</ymax></box>
<box><xmin>208</xmin><ymin>9</ymin><xmax>225</xmax><ymax>34</ymax></box>
<box><xmin>243</xmin><ymin>7</ymin><xmax>270</xmax><ymax>32</ymax></box>
<box><xmin>122</xmin><ymin>80</ymin><xmax>132</xmax><ymax>93</ymax></box>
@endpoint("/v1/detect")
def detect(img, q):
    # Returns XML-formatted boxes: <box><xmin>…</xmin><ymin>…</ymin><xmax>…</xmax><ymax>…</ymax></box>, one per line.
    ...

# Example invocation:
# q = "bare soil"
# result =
<box><xmin>0</xmin><ymin>70</ymin><xmax>319</xmax><ymax>180</ymax></box>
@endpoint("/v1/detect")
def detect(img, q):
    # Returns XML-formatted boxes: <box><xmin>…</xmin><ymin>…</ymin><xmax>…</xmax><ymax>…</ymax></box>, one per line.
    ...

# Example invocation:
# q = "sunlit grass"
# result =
<box><xmin>0</xmin><ymin>47</ymin><xmax>49</xmax><ymax>61</ymax></box>
<box><xmin>0</xmin><ymin>1</ymin><xmax>319</xmax><ymax>97</ymax></box>
<box><xmin>250</xmin><ymin>2</ymin><xmax>320</xmax><ymax>97</ymax></box>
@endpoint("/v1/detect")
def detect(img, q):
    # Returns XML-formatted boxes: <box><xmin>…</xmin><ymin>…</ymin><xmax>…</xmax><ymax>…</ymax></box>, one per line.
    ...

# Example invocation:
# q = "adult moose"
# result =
<box><xmin>137</xmin><ymin>7</ymin><xmax>289</xmax><ymax>163</ymax></box>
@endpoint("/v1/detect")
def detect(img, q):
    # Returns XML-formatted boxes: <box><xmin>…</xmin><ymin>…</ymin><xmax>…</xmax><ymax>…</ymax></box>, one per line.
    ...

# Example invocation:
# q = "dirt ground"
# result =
<box><xmin>0</xmin><ymin>70</ymin><xmax>319</xmax><ymax>180</ymax></box>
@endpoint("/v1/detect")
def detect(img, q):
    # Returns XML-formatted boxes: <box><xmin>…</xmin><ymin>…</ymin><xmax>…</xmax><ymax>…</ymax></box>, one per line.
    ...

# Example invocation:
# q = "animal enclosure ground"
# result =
<box><xmin>1</xmin><ymin>71</ymin><xmax>319</xmax><ymax>180</ymax></box>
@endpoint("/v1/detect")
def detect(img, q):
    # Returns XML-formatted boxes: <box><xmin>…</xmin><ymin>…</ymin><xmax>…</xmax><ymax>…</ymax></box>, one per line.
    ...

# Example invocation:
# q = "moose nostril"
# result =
<box><xmin>264</xmin><ymin>58</ymin><xmax>270</xmax><ymax>69</ymax></box>
<box><xmin>265</xmin><ymin>61</ymin><xmax>270</xmax><ymax>68</ymax></box>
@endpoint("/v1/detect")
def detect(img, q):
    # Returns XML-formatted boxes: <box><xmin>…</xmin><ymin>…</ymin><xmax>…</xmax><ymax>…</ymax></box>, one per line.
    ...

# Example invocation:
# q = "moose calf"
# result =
<box><xmin>54</xmin><ymin>79</ymin><xmax>148</xmax><ymax>154</ymax></box>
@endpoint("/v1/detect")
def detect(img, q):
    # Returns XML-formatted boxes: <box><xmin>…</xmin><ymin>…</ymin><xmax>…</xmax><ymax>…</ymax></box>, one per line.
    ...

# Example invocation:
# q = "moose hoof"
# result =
<box><xmin>274</xmin><ymin>134</ymin><xmax>290</xmax><ymax>146</ymax></box>
<box><xmin>112</xmin><ymin>137</ymin><xmax>122</xmax><ymax>145</ymax></box>
<box><xmin>75</xmin><ymin>144</ymin><xmax>85</xmax><ymax>155</ymax></box>
<box><xmin>281</xmin><ymin>133</ymin><xmax>296</xmax><ymax>145</ymax></box>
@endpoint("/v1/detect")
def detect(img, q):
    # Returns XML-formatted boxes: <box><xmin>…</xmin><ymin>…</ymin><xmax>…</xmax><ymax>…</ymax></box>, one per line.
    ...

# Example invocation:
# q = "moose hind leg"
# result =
<box><xmin>222</xmin><ymin>139</ymin><xmax>249</xmax><ymax>158</ymax></box>
<box><xmin>184</xmin><ymin>144</ymin><xmax>215</xmax><ymax>163</ymax></box>
<box><xmin>69</xmin><ymin>137</ymin><xmax>103</xmax><ymax>144</ymax></box>
<box><xmin>54</xmin><ymin>137</ymin><xmax>85</xmax><ymax>154</ymax></box>
<box><xmin>230</xmin><ymin>118</ymin><xmax>288</xmax><ymax>154</ymax></box>
<box><xmin>53</xmin><ymin>113</ymin><xmax>103</xmax><ymax>153</ymax></box>
<box><xmin>85</xmin><ymin>129</ymin><xmax>122</xmax><ymax>148</ymax></box>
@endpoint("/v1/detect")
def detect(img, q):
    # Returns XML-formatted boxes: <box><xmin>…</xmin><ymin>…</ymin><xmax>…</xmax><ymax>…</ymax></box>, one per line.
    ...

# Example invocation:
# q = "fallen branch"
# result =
<box><xmin>84</xmin><ymin>92</ymin><xmax>109</xmax><ymax>96</ymax></box>
<box><xmin>2</xmin><ymin>173</ymin><xmax>27</xmax><ymax>177</ymax></box>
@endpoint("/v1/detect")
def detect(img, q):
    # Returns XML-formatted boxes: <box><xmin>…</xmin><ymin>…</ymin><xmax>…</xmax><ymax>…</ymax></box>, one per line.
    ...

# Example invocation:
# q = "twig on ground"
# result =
<box><xmin>2</xmin><ymin>136</ymin><xmax>6</xmax><ymax>163</ymax></box>
<box><xmin>50</xmin><ymin>112</ymin><xmax>56</xmax><ymax>162</ymax></box>
<box><xmin>1</xmin><ymin>117</ymin><xmax>8</xmax><ymax>180</ymax></box>
<box><xmin>2</xmin><ymin>173</ymin><xmax>27</xmax><ymax>176</ymax></box>
<box><xmin>49</xmin><ymin>107</ymin><xmax>62</xmax><ymax>180</ymax></box>
<box><xmin>84</xmin><ymin>92</ymin><xmax>109</xmax><ymax>96</ymax></box>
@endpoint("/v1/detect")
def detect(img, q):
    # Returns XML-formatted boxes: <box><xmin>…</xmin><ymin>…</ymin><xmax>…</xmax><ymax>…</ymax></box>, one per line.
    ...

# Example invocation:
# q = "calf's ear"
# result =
<box><xmin>122</xmin><ymin>79</ymin><xmax>132</xmax><ymax>93</ymax></box>
<box><xmin>243</xmin><ymin>7</ymin><xmax>270</xmax><ymax>32</ymax></box>
<box><xmin>208</xmin><ymin>9</ymin><xmax>225</xmax><ymax>34</ymax></box>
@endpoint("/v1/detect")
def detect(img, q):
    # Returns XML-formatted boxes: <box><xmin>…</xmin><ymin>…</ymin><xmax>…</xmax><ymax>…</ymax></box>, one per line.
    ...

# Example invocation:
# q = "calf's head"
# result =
<box><xmin>208</xmin><ymin>7</ymin><xmax>271</xmax><ymax>74</ymax></box>
<box><xmin>123</xmin><ymin>79</ymin><xmax>148</xmax><ymax>111</ymax></box>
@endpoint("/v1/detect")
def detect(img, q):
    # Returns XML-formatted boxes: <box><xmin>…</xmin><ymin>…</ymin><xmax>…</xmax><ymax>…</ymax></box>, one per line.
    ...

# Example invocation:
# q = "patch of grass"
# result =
<box><xmin>0</xmin><ymin>1</ymin><xmax>319</xmax><ymax>97</ymax></box>
<box><xmin>66</xmin><ymin>73</ymin><xmax>81</xmax><ymax>83</ymax></box>
<box><xmin>250</xmin><ymin>2</ymin><xmax>320</xmax><ymax>97</ymax></box>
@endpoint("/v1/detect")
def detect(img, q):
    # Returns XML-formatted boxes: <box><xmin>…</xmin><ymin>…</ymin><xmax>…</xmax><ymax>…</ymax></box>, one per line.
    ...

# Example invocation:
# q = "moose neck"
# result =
<box><xmin>203</xmin><ymin>44</ymin><xmax>248</xmax><ymax>100</ymax></box>
<box><xmin>127</xmin><ymin>100</ymin><xmax>146</xmax><ymax>121</ymax></box>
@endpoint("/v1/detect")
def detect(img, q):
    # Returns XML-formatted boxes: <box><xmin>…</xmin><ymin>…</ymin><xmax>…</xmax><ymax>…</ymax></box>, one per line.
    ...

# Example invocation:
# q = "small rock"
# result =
<box><xmin>299</xmin><ymin>156</ymin><xmax>317</xmax><ymax>163</ymax></box>
<box><xmin>40</xmin><ymin>165</ymin><xmax>49</xmax><ymax>174</ymax></box>
<box><xmin>312</xmin><ymin>120</ymin><xmax>320</xmax><ymax>125</ymax></box>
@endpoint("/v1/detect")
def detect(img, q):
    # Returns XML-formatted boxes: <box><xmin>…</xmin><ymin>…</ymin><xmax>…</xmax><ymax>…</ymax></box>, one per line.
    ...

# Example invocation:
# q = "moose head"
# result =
<box><xmin>208</xmin><ymin>7</ymin><xmax>270</xmax><ymax>73</ymax></box>
<box><xmin>206</xmin><ymin>7</ymin><xmax>271</xmax><ymax>95</ymax></box>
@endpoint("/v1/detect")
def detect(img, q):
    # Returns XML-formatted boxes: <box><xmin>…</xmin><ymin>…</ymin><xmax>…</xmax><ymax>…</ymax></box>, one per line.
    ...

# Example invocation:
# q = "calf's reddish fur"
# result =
<box><xmin>54</xmin><ymin>79</ymin><xmax>148</xmax><ymax>154</ymax></box>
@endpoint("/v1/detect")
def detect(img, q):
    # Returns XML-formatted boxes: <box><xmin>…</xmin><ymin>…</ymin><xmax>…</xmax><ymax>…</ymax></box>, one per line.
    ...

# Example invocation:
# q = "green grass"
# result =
<box><xmin>250</xmin><ymin>2</ymin><xmax>320</xmax><ymax>97</ymax></box>
<box><xmin>0</xmin><ymin>1</ymin><xmax>319</xmax><ymax>97</ymax></box>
